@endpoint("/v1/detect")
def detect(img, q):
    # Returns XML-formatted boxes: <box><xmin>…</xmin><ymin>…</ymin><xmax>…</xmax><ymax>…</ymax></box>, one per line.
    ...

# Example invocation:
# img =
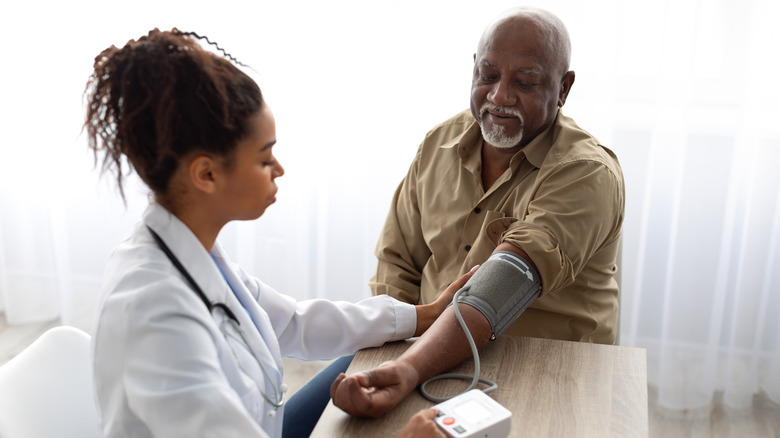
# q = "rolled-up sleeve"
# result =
<box><xmin>488</xmin><ymin>158</ymin><xmax>624</xmax><ymax>296</ymax></box>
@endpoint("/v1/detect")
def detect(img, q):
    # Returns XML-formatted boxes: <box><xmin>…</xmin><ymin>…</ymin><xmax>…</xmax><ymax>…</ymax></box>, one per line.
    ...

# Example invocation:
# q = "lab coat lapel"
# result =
<box><xmin>142</xmin><ymin>204</ymin><xmax>283</xmax><ymax>383</ymax></box>
<box><xmin>142</xmin><ymin>204</ymin><xmax>232</xmax><ymax>308</ymax></box>
<box><xmin>210</xmin><ymin>244</ymin><xmax>283</xmax><ymax>379</ymax></box>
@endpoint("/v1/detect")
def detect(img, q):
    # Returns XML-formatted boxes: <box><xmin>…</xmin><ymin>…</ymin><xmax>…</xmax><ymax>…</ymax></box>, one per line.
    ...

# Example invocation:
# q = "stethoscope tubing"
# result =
<box><xmin>146</xmin><ymin>225</ymin><xmax>285</xmax><ymax>413</ymax></box>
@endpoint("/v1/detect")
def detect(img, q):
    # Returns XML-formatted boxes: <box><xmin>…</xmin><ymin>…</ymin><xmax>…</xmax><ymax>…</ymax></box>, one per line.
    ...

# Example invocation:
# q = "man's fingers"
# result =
<box><xmin>356</xmin><ymin>369</ymin><xmax>392</xmax><ymax>389</ymax></box>
<box><xmin>329</xmin><ymin>372</ymin><xmax>347</xmax><ymax>399</ymax></box>
<box><xmin>332</xmin><ymin>375</ymin><xmax>384</xmax><ymax>417</ymax></box>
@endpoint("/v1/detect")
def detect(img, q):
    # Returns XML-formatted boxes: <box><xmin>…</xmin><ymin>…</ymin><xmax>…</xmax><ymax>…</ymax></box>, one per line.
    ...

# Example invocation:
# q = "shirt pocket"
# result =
<box><xmin>463</xmin><ymin>210</ymin><xmax>512</xmax><ymax>267</ymax></box>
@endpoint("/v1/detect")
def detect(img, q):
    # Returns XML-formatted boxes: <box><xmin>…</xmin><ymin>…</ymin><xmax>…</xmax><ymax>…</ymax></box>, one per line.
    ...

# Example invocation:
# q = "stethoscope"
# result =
<box><xmin>147</xmin><ymin>226</ymin><xmax>286</xmax><ymax>417</ymax></box>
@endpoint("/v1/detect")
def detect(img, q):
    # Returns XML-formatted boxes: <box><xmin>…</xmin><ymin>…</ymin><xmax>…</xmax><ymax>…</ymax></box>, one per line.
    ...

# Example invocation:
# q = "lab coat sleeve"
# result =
<box><xmin>110</xmin><ymin>274</ymin><xmax>270</xmax><ymax>438</ymax></box>
<box><xmin>235</xmin><ymin>268</ymin><xmax>416</xmax><ymax>360</ymax></box>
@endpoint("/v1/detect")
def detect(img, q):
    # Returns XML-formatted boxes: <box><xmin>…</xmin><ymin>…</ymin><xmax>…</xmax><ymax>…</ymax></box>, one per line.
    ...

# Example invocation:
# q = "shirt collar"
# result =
<box><xmin>439</xmin><ymin>110</ymin><xmax>561</xmax><ymax>172</ymax></box>
<box><xmin>515</xmin><ymin>112</ymin><xmax>558</xmax><ymax>169</ymax></box>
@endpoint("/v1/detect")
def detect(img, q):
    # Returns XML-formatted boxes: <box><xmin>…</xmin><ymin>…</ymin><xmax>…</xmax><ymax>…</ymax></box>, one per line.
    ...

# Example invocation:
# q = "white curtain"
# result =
<box><xmin>0</xmin><ymin>0</ymin><xmax>777</xmax><ymax>411</ymax></box>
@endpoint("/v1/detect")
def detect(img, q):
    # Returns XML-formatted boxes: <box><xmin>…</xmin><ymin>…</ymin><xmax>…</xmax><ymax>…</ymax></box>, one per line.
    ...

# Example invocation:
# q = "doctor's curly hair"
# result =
<box><xmin>83</xmin><ymin>28</ymin><xmax>263</xmax><ymax>201</ymax></box>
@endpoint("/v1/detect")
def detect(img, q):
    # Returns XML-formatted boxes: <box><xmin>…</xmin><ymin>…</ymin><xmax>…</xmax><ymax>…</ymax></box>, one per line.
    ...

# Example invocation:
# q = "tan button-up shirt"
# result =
<box><xmin>370</xmin><ymin>109</ymin><xmax>624</xmax><ymax>344</ymax></box>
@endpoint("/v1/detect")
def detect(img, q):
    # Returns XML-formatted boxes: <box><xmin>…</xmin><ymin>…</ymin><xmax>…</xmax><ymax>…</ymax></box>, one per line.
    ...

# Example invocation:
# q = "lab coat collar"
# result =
<box><xmin>142</xmin><ymin>203</ymin><xmax>231</xmax><ymax>310</ymax></box>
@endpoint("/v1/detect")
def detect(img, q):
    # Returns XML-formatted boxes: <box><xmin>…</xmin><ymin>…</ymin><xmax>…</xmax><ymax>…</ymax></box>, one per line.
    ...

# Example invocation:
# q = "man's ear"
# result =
<box><xmin>189</xmin><ymin>155</ymin><xmax>218</xmax><ymax>194</ymax></box>
<box><xmin>558</xmin><ymin>70</ymin><xmax>576</xmax><ymax>108</ymax></box>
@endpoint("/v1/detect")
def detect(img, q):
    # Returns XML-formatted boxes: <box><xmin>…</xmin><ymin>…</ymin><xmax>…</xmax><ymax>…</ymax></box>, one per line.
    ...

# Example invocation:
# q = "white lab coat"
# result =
<box><xmin>92</xmin><ymin>203</ymin><xmax>416</xmax><ymax>438</ymax></box>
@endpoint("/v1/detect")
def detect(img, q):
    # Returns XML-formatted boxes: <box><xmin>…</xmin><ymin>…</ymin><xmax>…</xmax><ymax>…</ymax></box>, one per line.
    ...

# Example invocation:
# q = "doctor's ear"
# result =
<box><xmin>189</xmin><ymin>155</ymin><xmax>218</xmax><ymax>194</ymax></box>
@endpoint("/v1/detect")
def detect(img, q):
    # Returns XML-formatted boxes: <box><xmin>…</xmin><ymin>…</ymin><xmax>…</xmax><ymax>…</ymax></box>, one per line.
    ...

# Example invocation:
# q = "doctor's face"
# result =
<box><xmin>219</xmin><ymin>105</ymin><xmax>285</xmax><ymax>221</ymax></box>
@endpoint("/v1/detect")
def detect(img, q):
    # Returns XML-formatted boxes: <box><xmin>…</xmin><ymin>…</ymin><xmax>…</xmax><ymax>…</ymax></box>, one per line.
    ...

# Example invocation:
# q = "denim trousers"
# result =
<box><xmin>281</xmin><ymin>354</ymin><xmax>354</xmax><ymax>438</ymax></box>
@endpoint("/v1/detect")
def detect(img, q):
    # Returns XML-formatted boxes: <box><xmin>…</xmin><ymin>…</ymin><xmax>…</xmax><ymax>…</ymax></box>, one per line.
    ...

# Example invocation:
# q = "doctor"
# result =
<box><xmin>84</xmin><ymin>28</ymin><xmax>474</xmax><ymax>438</ymax></box>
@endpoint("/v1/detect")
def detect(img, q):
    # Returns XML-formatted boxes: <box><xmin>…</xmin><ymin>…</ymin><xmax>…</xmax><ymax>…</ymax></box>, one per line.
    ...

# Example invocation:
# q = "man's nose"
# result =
<box><xmin>487</xmin><ymin>80</ymin><xmax>517</xmax><ymax>107</ymax></box>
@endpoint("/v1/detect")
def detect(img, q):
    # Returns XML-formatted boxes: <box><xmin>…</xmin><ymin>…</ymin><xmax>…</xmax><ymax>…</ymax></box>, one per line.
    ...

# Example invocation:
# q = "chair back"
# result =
<box><xmin>0</xmin><ymin>326</ymin><xmax>100</xmax><ymax>438</ymax></box>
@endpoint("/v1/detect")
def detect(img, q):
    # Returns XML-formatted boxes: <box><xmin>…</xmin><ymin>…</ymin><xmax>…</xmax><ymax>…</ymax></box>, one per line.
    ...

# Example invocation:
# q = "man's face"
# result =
<box><xmin>470</xmin><ymin>19</ymin><xmax>568</xmax><ymax>150</ymax></box>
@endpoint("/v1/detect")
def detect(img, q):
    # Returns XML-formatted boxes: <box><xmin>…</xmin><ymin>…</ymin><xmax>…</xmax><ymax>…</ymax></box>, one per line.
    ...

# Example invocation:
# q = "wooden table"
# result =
<box><xmin>312</xmin><ymin>336</ymin><xmax>647</xmax><ymax>437</ymax></box>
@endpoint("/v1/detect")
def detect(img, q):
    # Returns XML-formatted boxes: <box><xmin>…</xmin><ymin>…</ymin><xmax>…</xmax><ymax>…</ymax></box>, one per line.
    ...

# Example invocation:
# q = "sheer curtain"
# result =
<box><xmin>0</xmin><ymin>0</ymin><xmax>777</xmax><ymax>411</ymax></box>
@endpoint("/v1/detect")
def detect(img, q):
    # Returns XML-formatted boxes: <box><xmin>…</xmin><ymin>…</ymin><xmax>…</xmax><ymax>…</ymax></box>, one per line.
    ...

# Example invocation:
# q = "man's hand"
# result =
<box><xmin>329</xmin><ymin>360</ymin><xmax>419</xmax><ymax>418</ymax></box>
<box><xmin>331</xmin><ymin>266</ymin><xmax>491</xmax><ymax>419</ymax></box>
<box><xmin>396</xmin><ymin>408</ymin><xmax>446</xmax><ymax>438</ymax></box>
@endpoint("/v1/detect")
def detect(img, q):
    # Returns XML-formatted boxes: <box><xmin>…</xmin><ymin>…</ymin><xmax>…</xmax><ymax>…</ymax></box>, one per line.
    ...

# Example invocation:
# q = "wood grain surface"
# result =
<box><xmin>311</xmin><ymin>335</ymin><xmax>648</xmax><ymax>438</ymax></box>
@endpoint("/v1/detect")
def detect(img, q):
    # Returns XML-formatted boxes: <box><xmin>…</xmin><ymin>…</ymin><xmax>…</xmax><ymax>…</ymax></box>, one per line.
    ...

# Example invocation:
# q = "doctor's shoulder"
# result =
<box><xmin>99</xmin><ymin>237</ymin><xmax>215</xmax><ymax>329</ymax></box>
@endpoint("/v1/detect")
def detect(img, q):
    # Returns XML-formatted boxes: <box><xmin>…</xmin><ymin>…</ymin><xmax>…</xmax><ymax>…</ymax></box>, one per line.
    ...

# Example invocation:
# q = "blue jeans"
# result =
<box><xmin>282</xmin><ymin>355</ymin><xmax>354</xmax><ymax>438</ymax></box>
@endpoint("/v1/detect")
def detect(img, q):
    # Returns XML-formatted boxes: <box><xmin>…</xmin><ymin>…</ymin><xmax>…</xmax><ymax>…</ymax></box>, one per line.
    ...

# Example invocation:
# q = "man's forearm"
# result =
<box><xmin>398</xmin><ymin>304</ymin><xmax>492</xmax><ymax>385</ymax></box>
<box><xmin>399</xmin><ymin>242</ymin><xmax>537</xmax><ymax>384</ymax></box>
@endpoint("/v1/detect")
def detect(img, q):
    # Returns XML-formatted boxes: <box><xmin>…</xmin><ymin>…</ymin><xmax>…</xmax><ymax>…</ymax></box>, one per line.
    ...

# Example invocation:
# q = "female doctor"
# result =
<box><xmin>84</xmin><ymin>29</ymin><xmax>473</xmax><ymax>438</ymax></box>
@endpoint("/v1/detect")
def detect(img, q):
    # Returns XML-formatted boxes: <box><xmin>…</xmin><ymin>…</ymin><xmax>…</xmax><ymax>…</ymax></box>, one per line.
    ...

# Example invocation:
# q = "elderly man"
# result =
<box><xmin>330</xmin><ymin>6</ymin><xmax>624</xmax><ymax>421</ymax></box>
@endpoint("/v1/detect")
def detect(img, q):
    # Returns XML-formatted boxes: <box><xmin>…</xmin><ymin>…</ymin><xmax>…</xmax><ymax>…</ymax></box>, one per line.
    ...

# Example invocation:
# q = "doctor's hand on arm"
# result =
<box><xmin>411</xmin><ymin>265</ymin><xmax>478</xmax><ymax>337</ymax></box>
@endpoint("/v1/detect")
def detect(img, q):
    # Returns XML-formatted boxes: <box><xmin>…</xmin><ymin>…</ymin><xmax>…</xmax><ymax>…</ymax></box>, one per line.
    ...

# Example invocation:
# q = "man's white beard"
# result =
<box><xmin>479</xmin><ymin>103</ymin><xmax>524</xmax><ymax>149</ymax></box>
<box><xmin>481</xmin><ymin>122</ymin><xmax>523</xmax><ymax>149</ymax></box>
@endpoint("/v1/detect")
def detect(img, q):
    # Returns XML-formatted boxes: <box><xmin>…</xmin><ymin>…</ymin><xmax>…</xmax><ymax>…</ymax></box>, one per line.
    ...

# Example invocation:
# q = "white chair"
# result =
<box><xmin>0</xmin><ymin>325</ymin><xmax>100</xmax><ymax>438</ymax></box>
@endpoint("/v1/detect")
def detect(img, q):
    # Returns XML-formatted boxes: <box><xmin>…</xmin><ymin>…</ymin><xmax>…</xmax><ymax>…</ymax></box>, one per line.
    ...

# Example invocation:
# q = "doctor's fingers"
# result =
<box><xmin>437</xmin><ymin>265</ymin><xmax>480</xmax><ymax>303</ymax></box>
<box><xmin>448</xmin><ymin>265</ymin><xmax>479</xmax><ymax>290</ymax></box>
<box><xmin>396</xmin><ymin>409</ymin><xmax>446</xmax><ymax>438</ymax></box>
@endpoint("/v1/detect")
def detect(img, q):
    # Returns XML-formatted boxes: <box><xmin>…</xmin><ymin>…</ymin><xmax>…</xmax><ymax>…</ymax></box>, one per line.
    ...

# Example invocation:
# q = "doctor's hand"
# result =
<box><xmin>396</xmin><ymin>408</ymin><xmax>446</xmax><ymax>438</ymax></box>
<box><xmin>330</xmin><ymin>359</ymin><xmax>418</xmax><ymax>418</ymax></box>
<box><xmin>413</xmin><ymin>265</ymin><xmax>479</xmax><ymax>336</ymax></box>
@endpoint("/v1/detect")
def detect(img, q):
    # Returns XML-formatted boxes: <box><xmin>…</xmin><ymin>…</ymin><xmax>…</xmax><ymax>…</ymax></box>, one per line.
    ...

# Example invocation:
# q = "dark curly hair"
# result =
<box><xmin>83</xmin><ymin>28</ymin><xmax>263</xmax><ymax>202</ymax></box>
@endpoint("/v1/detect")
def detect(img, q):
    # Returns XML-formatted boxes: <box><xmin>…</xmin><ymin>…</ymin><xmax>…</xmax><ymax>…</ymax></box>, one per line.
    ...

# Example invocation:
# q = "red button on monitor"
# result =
<box><xmin>443</xmin><ymin>417</ymin><xmax>455</xmax><ymax>425</ymax></box>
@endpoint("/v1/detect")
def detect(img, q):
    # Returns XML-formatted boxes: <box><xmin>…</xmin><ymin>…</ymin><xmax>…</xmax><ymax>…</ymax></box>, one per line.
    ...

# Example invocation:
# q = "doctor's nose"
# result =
<box><xmin>273</xmin><ymin>161</ymin><xmax>285</xmax><ymax>179</ymax></box>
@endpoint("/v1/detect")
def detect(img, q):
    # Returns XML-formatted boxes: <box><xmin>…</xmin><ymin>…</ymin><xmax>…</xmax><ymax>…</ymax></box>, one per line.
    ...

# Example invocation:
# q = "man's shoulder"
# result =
<box><xmin>553</xmin><ymin>114</ymin><xmax>618</xmax><ymax>163</ymax></box>
<box><xmin>424</xmin><ymin>109</ymin><xmax>475</xmax><ymax>138</ymax></box>
<box><xmin>430</xmin><ymin>109</ymin><xmax>475</xmax><ymax>130</ymax></box>
<box><xmin>418</xmin><ymin>109</ymin><xmax>477</xmax><ymax>150</ymax></box>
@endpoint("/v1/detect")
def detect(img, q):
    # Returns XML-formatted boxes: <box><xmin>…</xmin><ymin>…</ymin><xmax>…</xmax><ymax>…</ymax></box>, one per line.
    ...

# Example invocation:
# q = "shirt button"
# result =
<box><xmin>474</xmin><ymin>207</ymin><xmax>481</xmax><ymax>214</ymax></box>
<box><xmin>465</xmin><ymin>245</ymin><xmax>472</xmax><ymax>252</ymax></box>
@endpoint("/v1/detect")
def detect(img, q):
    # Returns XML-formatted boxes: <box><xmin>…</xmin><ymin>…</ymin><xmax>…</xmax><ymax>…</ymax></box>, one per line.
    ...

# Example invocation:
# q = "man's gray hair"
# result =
<box><xmin>479</xmin><ymin>6</ymin><xmax>572</xmax><ymax>75</ymax></box>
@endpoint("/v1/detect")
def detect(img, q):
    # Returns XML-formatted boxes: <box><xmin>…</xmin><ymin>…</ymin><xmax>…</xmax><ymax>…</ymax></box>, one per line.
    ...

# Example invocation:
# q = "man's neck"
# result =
<box><xmin>480</xmin><ymin>142</ymin><xmax>521</xmax><ymax>190</ymax></box>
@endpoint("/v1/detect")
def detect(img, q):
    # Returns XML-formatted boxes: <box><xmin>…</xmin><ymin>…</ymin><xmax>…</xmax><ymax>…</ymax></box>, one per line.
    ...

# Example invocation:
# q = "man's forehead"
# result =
<box><xmin>478</xmin><ymin>58</ymin><xmax>542</xmax><ymax>76</ymax></box>
<box><xmin>477</xmin><ymin>11</ymin><xmax>569</xmax><ymax>75</ymax></box>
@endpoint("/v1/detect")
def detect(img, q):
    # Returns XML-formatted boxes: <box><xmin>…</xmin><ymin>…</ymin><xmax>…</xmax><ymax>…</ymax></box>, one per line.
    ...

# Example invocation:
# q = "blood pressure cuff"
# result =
<box><xmin>456</xmin><ymin>251</ymin><xmax>541</xmax><ymax>337</ymax></box>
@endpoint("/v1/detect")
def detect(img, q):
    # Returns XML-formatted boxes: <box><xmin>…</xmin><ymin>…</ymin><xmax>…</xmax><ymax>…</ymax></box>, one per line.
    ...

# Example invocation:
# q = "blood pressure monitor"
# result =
<box><xmin>433</xmin><ymin>389</ymin><xmax>512</xmax><ymax>437</ymax></box>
